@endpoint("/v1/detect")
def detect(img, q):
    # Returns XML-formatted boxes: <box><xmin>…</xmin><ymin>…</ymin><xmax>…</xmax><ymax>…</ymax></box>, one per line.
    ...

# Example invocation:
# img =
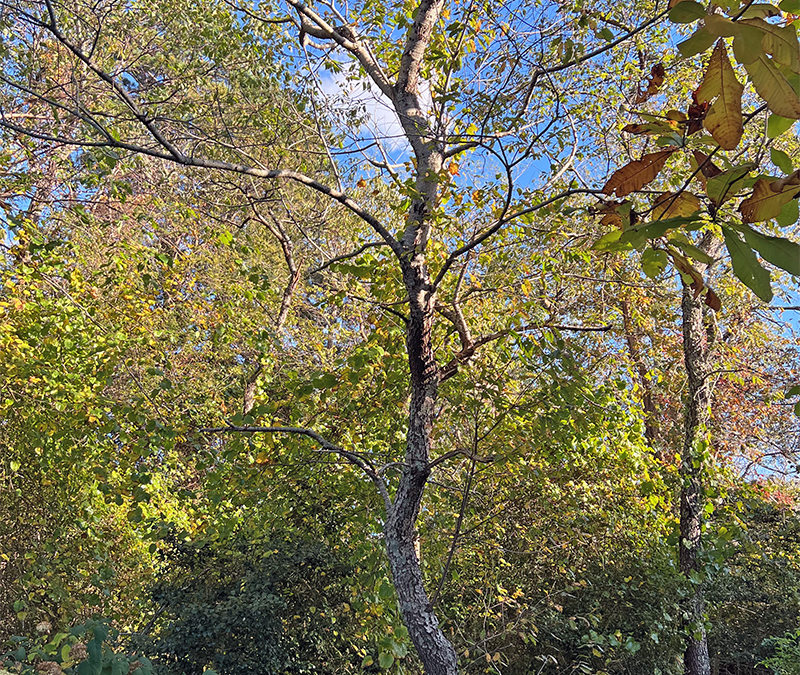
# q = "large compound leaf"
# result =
<box><xmin>722</xmin><ymin>227</ymin><xmax>773</xmax><ymax>301</ymax></box>
<box><xmin>739</xmin><ymin>175</ymin><xmax>800</xmax><ymax>222</ymax></box>
<box><xmin>695</xmin><ymin>41</ymin><xmax>744</xmax><ymax>149</ymax></box>
<box><xmin>601</xmin><ymin>150</ymin><xmax>675</xmax><ymax>197</ymax></box>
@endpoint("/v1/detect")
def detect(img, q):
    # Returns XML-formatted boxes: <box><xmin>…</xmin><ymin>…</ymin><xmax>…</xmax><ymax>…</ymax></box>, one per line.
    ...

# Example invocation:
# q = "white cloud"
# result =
<box><xmin>318</xmin><ymin>67</ymin><xmax>433</xmax><ymax>155</ymax></box>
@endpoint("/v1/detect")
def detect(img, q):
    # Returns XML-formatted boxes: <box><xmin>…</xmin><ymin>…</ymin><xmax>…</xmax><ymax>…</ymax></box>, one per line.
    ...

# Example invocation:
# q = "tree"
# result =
<box><xmin>3</xmin><ymin>0</ymin><xmax>800</xmax><ymax>673</ymax></box>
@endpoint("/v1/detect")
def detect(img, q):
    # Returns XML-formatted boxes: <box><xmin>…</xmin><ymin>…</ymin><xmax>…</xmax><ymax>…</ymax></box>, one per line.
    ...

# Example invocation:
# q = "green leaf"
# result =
<box><xmin>786</xmin><ymin>385</ymin><xmax>800</xmax><ymax>396</ymax></box>
<box><xmin>669</xmin><ymin>240</ymin><xmax>716</xmax><ymax>264</ymax></box>
<box><xmin>771</xmin><ymin>147</ymin><xmax>794</xmax><ymax>174</ymax></box>
<box><xmin>592</xmin><ymin>230</ymin><xmax>631</xmax><ymax>252</ymax></box>
<box><xmin>705</xmin><ymin>164</ymin><xmax>755</xmax><ymax>205</ymax></box>
<box><xmin>779</xmin><ymin>0</ymin><xmax>800</xmax><ymax>10</ymax></box>
<box><xmin>678</xmin><ymin>26</ymin><xmax>717</xmax><ymax>57</ymax></box>
<box><xmin>722</xmin><ymin>227</ymin><xmax>773</xmax><ymax>301</ymax></box>
<box><xmin>767</xmin><ymin>114</ymin><xmax>795</xmax><ymax>138</ymax></box>
<box><xmin>379</xmin><ymin>652</ymin><xmax>395</xmax><ymax>669</ymax></box>
<box><xmin>669</xmin><ymin>1</ymin><xmax>706</xmax><ymax>23</ymax></box>
<box><xmin>739</xmin><ymin>223</ymin><xmax>800</xmax><ymax>275</ymax></box>
<box><xmin>738</xmin><ymin>3</ymin><xmax>782</xmax><ymax>18</ymax></box>
<box><xmin>777</xmin><ymin>198</ymin><xmax>800</xmax><ymax>226</ymax></box>
<box><xmin>641</xmin><ymin>248</ymin><xmax>669</xmax><ymax>278</ymax></box>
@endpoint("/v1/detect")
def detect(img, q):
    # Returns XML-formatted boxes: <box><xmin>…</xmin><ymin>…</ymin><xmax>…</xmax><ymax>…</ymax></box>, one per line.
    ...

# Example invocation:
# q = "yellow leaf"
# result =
<box><xmin>739</xmin><ymin>176</ymin><xmax>800</xmax><ymax>222</ymax></box>
<box><xmin>743</xmin><ymin>54</ymin><xmax>800</xmax><ymax>119</ymax></box>
<box><xmin>601</xmin><ymin>150</ymin><xmax>675</xmax><ymax>197</ymax></box>
<box><xmin>741</xmin><ymin>18</ymin><xmax>800</xmax><ymax>72</ymax></box>
<box><xmin>696</xmin><ymin>41</ymin><xmax>744</xmax><ymax>149</ymax></box>
<box><xmin>652</xmin><ymin>192</ymin><xmax>703</xmax><ymax>219</ymax></box>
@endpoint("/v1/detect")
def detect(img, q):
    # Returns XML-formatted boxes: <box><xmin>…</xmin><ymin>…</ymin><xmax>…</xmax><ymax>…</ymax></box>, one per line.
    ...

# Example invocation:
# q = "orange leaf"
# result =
<box><xmin>356</xmin><ymin>178</ymin><xmax>367</xmax><ymax>188</ymax></box>
<box><xmin>448</xmin><ymin>162</ymin><xmax>460</xmax><ymax>176</ymax></box>
<box><xmin>601</xmin><ymin>150</ymin><xmax>675</xmax><ymax>197</ymax></box>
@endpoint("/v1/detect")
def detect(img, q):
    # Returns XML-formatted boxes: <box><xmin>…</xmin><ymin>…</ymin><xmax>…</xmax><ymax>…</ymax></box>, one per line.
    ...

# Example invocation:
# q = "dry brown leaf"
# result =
<box><xmin>633</xmin><ymin>63</ymin><xmax>667</xmax><ymax>104</ymax></box>
<box><xmin>601</xmin><ymin>150</ymin><xmax>675</xmax><ymax>197</ymax></box>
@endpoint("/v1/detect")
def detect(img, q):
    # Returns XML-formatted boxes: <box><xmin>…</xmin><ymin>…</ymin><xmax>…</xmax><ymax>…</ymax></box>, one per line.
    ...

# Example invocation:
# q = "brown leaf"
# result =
<box><xmin>448</xmin><ymin>161</ymin><xmax>460</xmax><ymax>176</ymax></box>
<box><xmin>704</xmin><ymin>287</ymin><xmax>722</xmax><ymax>311</ymax></box>
<box><xmin>594</xmin><ymin>200</ymin><xmax>636</xmax><ymax>229</ymax></box>
<box><xmin>671</xmin><ymin>250</ymin><xmax>705</xmax><ymax>296</ymax></box>
<box><xmin>622</xmin><ymin>120</ymin><xmax>679</xmax><ymax>135</ymax></box>
<box><xmin>601</xmin><ymin>150</ymin><xmax>675</xmax><ymax>197</ymax></box>
<box><xmin>692</xmin><ymin>150</ymin><xmax>723</xmax><ymax>178</ymax></box>
<box><xmin>687</xmin><ymin>91</ymin><xmax>710</xmax><ymax>135</ymax></box>
<box><xmin>633</xmin><ymin>63</ymin><xmax>666</xmax><ymax>104</ymax></box>
<box><xmin>653</xmin><ymin>192</ymin><xmax>703</xmax><ymax>219</ymax></box>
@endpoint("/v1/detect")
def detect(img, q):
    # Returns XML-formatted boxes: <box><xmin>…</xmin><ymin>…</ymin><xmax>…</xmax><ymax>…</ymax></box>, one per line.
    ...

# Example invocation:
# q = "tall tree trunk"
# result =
<box><xmin>679</xmin><ymin>235</ymin><xmax>721</xmax><ymax>675</ymax></box>
<box><xmin>383</xmin><ymin>259</ymin><xmax>458</xmax><ymax>675</ymax></box>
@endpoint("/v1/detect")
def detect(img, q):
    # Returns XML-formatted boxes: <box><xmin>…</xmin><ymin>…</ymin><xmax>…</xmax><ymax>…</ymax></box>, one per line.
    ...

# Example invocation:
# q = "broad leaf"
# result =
<box><xmin>739</xmin><ymin>176</ymin><xmax>800</xmax><ymax>222</ymax></box>
<box><xmin>738</xmin><ymin>3</ymin><xmax>782</xmax><ymax>18</ymax></box>
<box><xmin>652</xmin><ymin>192</ymin><xmax>703</xmax><ymax>219</ymax></box>
<box><xmin>669</xmin><ymin>1</ymin><xmax>707</xmax><ymax>22</ymax></box>
<box><xmin>601</xmin><ymin>150</ymin><xmax>675</xmax><ymax>197</ymax></box>
<box><xmin>641</xmin><ymin>248</ymin><xmax>669</xmax><ymax>278</ymax></box>
<box><xmin>669</xmin><ymin>239</ymin><xmax>717</xmax><ymax>264</ymax></box>
<box><xmin>738</xmin><ymin>222</ymin><xmax>800</xmax><ymax>274</ymax></box>
<box><xmin>679</xmin><ymin>26</ymin><xmax>718</xmax><ymax>57</ymax></box>
<box><xmin>622</xmin><ymin>121</ymin><xmax>680</xmax><ymax>135</ymax></box>
<box><xmin>767</xmin><ymin>114</ymin><xmax>795</xmax><ymax>138</ymax></box>
<box><xmin>777</xmin><ymin>198</ymin><xmax>800</xmax><ymax>226</ymax></box>
<box><xmin>770</xmin><ymin>147</ymin><xmax>794</xmax><ymax>174</ymax></box>
<box><xmin>740</xmin><ymin>18</ymin><xmax>800</xmax><ymax>72</ymax></box>
<box><xmin>743</xmin><ymin>54</ymin><xmax>800</xmax><ymax>119</ymax></box>
<box><xmin>722</xmin><ymin>227</ymin><xmax>773</xmax><ymax>301</ymax></box>
<box><xmin>695</xmin><ymin>41</ymin><xmax>744</xmax><ymax>149</ymax></box>
<box><xmin>705</xmin><ymin>164</ymin><xmax>755</xmax><ymax>205</ymax></box>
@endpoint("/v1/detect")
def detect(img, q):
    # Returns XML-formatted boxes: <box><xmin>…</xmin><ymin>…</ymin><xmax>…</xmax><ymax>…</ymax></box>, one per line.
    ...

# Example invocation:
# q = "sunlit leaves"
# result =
<box><xmin>741</xmin><ymin>54</ymin><xmax>800</xmax><ymax>118</ymax></box>
<box><xmin>601</xmin><ymin>150</ymin><xmax>675</xmax><ymax>197</ymax></box>
<box><xmin>695</xmin><ymin>41</ymin><xmax>744</xmax><ymax>149</ymax></box>
<box><xmin>737</xmin><ymin>222</ymin><xmax>800</xmax><ymax>274</ymax></box>
<box><xmin>739</xmin><ymin>176</ymin><xmax>800</xmax><ymax>222</ymax></box>
<box><xmin>722</xmin><ymin>227</ymin><xmax>773</xmax><ymax>301</ymax></box>
<box><xmin>652</xmin><ymin>192</ymin><xmax>703</xmax><ymax>220</ymax></box>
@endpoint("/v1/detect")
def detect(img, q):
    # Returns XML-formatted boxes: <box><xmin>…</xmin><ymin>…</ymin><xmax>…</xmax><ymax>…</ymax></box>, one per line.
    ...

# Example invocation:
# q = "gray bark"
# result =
<box><xmin>679</xmin><ymin>235</ymin><xmax>722</xmax><ymax>675</ymax></box>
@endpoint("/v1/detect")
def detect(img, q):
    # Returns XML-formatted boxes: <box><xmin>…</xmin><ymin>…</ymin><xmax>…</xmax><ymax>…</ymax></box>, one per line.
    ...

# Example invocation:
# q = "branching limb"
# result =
<box><xmin>201</xmin><ymin>425</ymin><xmax>392</xmax><ymax>512</ymax></box>
<box><xmin>440</xmin><ymin>321</ymin><xmax>612</xmax><ymax>381</ymax></box>
<box><xmin>309</xmin><ymin>240</ymin><xmax>389</xmax><ymax>275</ymax></box>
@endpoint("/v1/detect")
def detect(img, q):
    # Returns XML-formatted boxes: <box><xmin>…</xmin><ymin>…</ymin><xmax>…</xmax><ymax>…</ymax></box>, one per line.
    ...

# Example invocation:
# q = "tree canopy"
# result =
<box><xmin>1</xmin><ymin>0</ymin><xmax>800</xmax><ymax>674</ymax></box>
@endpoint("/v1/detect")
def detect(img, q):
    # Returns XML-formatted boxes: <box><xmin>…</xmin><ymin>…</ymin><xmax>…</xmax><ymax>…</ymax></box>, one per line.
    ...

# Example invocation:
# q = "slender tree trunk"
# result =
<box><xmin>382</xmin><ymin>254</ymin><xmax>458</xmax><ymax>675</ymax></box>
<box><xmin>679</xmin><ymin>235</ymin><xmax>721</xmax><ymax>675</ymax></box>
<box><xmin>620</xmin><ymin>299</ymin><xmax>659</xmax><ymax>445</ymax></box>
